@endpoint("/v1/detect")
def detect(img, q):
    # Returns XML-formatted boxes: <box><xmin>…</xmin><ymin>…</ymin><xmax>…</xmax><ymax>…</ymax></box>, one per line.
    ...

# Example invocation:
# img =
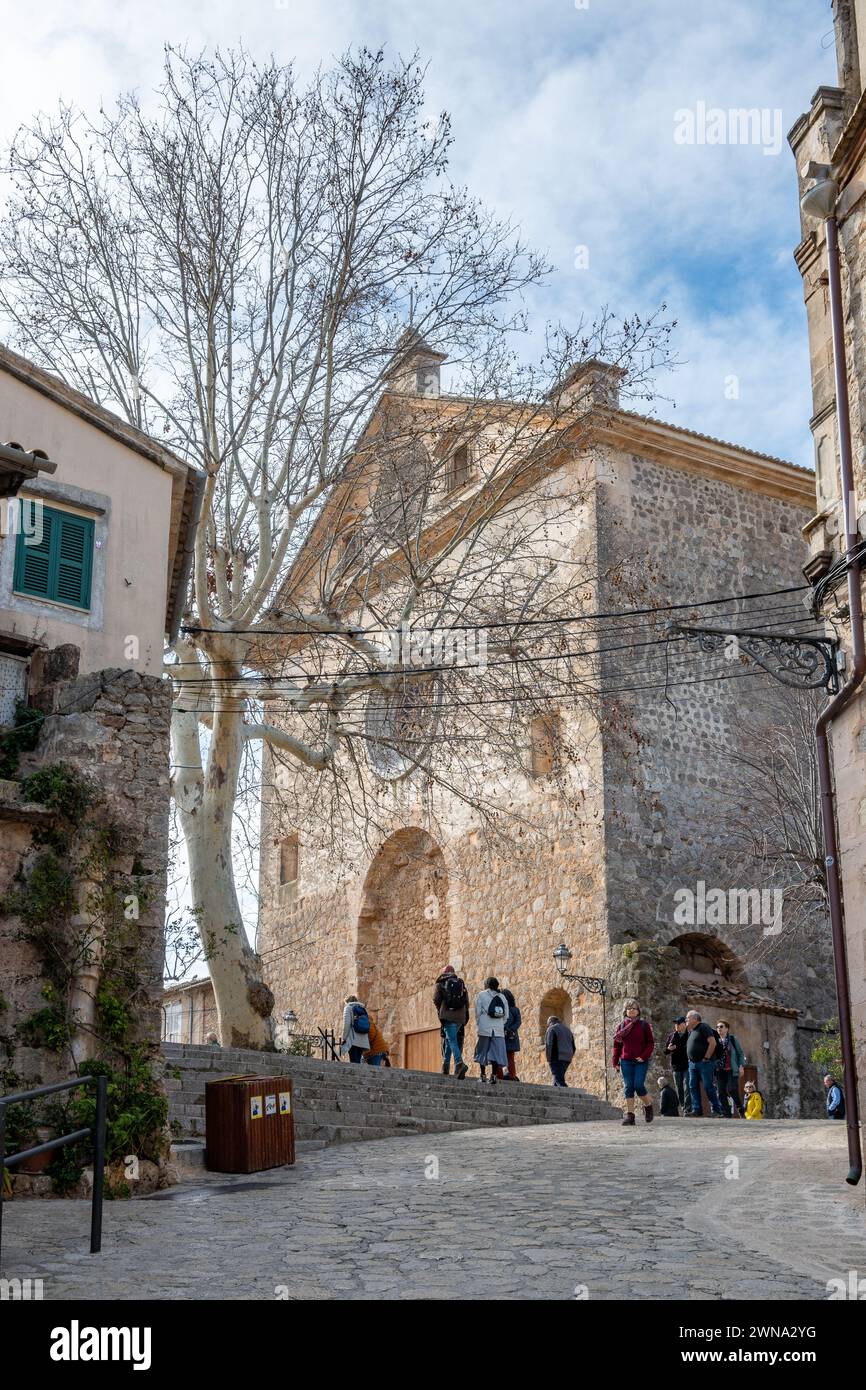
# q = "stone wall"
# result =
<box><xmin>0</xmin><ymin>644</ymin><xmax>171</xmax><ymax>1090</ymax></box>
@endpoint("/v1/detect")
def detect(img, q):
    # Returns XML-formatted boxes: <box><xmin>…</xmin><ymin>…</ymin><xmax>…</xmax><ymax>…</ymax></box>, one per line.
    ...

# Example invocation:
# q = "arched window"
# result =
<box><xmin>538</xmin><ymin>985</ymin><xmax>572</xmax><ymax>1041</ymax></box>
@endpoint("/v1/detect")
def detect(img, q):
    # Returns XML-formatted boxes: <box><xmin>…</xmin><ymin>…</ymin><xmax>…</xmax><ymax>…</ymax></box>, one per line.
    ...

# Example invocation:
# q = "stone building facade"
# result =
<box><xmin>257</xmin><ymin>359</ymin><xmax>834</xmax><ymax>1117</ymax></box>
<box><xmin>790</xmin><ymin>0</ymin><xmax>866</xmax><ymax>1141</ymax></box>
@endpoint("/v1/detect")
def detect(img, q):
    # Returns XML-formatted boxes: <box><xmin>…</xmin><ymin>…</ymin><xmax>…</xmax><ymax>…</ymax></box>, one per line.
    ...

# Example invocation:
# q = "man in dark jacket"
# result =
<box><xmin>545</xmin><ymin>1015</ymin><xmax>576</xmax><ymax>1087</ymax></box>
<box><xmin>664</xmin><ymin>1016</ymin><xmax>692</xmax><ymax>1115</ymax></box>
<box><xmin>824</xmin><ymin>1074</ymin><xmax>846</xmax><ymax>1120</ymax></box>
<box><xmin>433</xmin><ymin>966</ymin><xmax>469</xmax><ymax>1079</ymax></box>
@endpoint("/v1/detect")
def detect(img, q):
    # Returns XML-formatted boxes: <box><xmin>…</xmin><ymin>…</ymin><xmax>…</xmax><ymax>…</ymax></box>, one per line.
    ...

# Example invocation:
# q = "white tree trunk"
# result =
<box><xmin>173</xmin><ymin>669</ymin><xmax>274</xmax><ymax>1049</ymax></box>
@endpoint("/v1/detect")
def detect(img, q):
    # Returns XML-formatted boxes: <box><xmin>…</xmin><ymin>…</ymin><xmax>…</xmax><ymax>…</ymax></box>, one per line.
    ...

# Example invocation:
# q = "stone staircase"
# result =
<box><xmin>164</xmin><ymin>1043</ymin><xmax>619</xmax><ymax>1148</ymax></box>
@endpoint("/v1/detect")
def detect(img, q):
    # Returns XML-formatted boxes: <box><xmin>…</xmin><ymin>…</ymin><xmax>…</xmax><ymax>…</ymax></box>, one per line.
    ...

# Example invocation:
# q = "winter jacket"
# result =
<box><xmin>474</xmin><ymin>988</ymin><xmax>509</xmax><ymax>1038</ymax></box>
<box><xmin>433</xmin><ymin>973</ymin><xmax>470</xmax><ymax>1026</ymax></box>
<box><xmin>664</xmin><ymin>1028</ymin><xmax>689</xmax><ymax>1071</ymax></box>
<box><xmin>826</xmin><ymin>1083</ymin><xmax>846</xmax><ymax>1119</ymax></box>
<box><xmin>716</xmin><ymin>1033</ymin><xmax>746</xmax><ymax>1072</ymax></box>
<box><xmin>659</xmin><ymin>1084</ymin><xmax>679</xmax><ymax>1117</ymax></box>
<box><xmin>502</xmin><ymin>989</ymin><xmax>522</xmax><ymax>1053</ymax></box>
<box><xmin>366</xmin><ymin>1018</ymin><xmax>389</xmax><ymax>1058</ymax></box>
<box><xmin>340</xmin><ymin>1001</ymin><xmax>371</xmax><ymax>1054</ymax></box>
<box><xmin>611</xmin><ymin>1017</ymin><xmax>655</xmax><ymax>1067</ymax></box>
<box><xmin>744</xmin><ymin>1090</ymin><xmax>764</xmax><ymax>1120</ymax></box>
<box><xmin>545</xmin><ymin>1020</ymin><xmax>576</xmax><ymax>1066</ymax></box>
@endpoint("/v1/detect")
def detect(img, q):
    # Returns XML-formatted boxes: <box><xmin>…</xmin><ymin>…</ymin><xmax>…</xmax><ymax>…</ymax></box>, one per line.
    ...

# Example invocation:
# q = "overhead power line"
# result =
<box><xmin>171</xmin><ymin>602</ymin><xmax>819</xmax><ymax>687</ymax></box>
<box><xmin>180</xmin><ymin>581</ymin><xmax>810</xmax><ymax>639</ymax></box>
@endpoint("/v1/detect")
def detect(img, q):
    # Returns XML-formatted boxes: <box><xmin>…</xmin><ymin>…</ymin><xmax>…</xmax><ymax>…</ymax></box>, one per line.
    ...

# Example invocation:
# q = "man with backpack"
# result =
<box><xmin>340</xmin><ymin>995</ymin><xmax>371</xmax><ymax>1063</ymax></box>
<box><xmin>473</xmin><ymin>976</ymin><xmax>509</xmax><ymax>1084</ymax></box>
<box><xmin>433</xmin><ymin>966</ymin><xmax>470</xmax><ymax>1079</ymax></box>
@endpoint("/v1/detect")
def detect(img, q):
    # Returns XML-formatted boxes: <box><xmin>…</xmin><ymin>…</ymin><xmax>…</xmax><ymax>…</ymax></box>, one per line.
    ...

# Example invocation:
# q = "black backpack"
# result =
<box><xmin>442</xmin><ymin>975</ymin><xmax>466</xmax><ymax>1011</ymax></box>
<box><xmin>486</xmin><ymin>992</ymin><xmax>506</xmax><ymax>1020</ymax></box>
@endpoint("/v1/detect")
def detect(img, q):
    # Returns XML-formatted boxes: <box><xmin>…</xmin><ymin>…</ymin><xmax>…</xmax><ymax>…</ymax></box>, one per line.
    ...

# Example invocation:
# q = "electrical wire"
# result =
<box><xmin>180</xmin><ymin>581</ymin><xmax>810</xmax><ymax>639</ymax></box>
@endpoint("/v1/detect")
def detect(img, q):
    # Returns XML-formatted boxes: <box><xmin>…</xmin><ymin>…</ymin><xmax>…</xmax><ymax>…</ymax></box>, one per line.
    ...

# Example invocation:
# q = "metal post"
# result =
<box><xmin>0</xmin><ymin>1101</ymin><xmax>6</xmax><ymax>1272</ymax></box>
<box><xmin>90</xmin><ymin>1074</ymin><xmax>107</xmax><ymax>1254</ymax></box>
<box><xmin>601</xmin><ymin>991</ymin><xmax>609</xmax><ymax>1102</ymax></box>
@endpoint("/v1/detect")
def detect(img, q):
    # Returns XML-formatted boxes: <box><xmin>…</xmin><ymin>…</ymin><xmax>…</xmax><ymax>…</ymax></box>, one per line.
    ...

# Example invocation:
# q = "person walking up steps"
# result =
<box><xmin>474</xmin><ymin>976</ymin><xmax>509</xmax><ymax>1084</ymax></box>
<box><xmin>545</xmin><ymin>1015</ymin><xmax>576</xmax><ymax>1087</ymax></box>
<box><xmin>611</xmin><ymin>999</ymin><xmax>655</xmax><ymax>1126</ymax></box>
<box><xmin>433</xmin><ymin>965</ymin><xmax>469</xmax><ymax>1079</ymax></box>
<box><xmin>340</xmin><ymin>995</ymin><xmax>371</xmax><ymax>1064</ymax></box>
<box><xmin>501</xmin><ymin>986</ymin><xmax>522</xmax><ymax>1081</ymax></box>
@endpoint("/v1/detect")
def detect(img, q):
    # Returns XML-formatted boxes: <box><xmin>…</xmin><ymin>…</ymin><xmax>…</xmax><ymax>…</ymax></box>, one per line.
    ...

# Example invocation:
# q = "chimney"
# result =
<box><xmin>553</xmin><ymin>359</ymin><xmax>625</xmax><ymax>412</ymax></box>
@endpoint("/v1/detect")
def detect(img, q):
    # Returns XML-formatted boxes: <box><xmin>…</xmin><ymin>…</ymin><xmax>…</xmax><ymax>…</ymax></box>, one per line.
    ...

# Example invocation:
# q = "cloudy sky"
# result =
<box><xmin>0</xmin><ymin>0</ymin><xmax>836</xmax><ymax>467</ymax></box>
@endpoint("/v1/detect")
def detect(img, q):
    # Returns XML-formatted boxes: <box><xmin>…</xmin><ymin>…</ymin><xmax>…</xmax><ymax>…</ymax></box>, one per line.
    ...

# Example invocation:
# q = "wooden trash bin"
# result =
<box><xmin>205</xmin><ymin>1075</ymin><xmax>295</xmax><ymax>1173</ymax></box>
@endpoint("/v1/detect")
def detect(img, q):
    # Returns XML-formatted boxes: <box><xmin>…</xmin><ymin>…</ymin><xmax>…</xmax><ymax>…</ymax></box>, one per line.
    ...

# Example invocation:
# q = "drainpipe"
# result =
<box><xmin>802</xmin><ymin>178</ymin><xmax>865</xmax><ymax>1186</ymax></box>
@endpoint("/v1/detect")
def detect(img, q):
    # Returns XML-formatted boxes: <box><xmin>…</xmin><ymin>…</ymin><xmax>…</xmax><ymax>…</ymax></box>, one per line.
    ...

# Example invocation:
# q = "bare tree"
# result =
<box><xmin>716</xmin><ymin>691</ymin><xmax>829</xmax><ymax>974</ymax></box>
<box><xmin>0</xmin><ymin>46</ymin><xmax>673</xmax><ymax>1045</ymax></box>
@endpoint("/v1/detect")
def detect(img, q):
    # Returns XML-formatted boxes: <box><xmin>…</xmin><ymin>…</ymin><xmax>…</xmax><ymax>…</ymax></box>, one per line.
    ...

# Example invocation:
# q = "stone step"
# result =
<box><xmin>163</xmin><ymin>1042</ymin><xmax>620</xmax><ymax>1148</ymax></box>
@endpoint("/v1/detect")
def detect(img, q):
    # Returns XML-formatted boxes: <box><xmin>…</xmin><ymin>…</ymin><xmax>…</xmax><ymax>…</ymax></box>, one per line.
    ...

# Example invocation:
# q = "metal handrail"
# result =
<box><xmin>0</xmin><ymin>1073</ymin><xmax>107</xmax><ymax>1272</ymax></box>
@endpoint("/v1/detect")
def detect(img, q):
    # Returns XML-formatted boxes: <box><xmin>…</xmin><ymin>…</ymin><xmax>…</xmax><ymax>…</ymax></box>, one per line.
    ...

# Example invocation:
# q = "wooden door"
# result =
<box><xmin>404</xmin><ymin>1027</ymin><xmax>442</xmax><ymax>1073</ymax></box>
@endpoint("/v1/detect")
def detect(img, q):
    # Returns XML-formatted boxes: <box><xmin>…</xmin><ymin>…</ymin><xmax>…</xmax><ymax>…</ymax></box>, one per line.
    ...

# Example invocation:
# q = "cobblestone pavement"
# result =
<box><xmin>3</xmin><ymin>1120</ymin><xmax>864</xmax><ymax>1300</ymax></box>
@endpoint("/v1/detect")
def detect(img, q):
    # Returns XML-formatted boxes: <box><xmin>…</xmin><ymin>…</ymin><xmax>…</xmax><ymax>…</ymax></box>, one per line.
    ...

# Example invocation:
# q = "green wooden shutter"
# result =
<box><xmin>53</xmin><ymin>512</ymin><xmax>93</xmax><ymax>609</ymax></box>
<box><xmin>14</xmin><ymin>504</ymin><xmax>54</xmax><ymax>598</ymax></box>
<box><xmin>13</xmin><ymin>503</ymin><xmax>94</xmax><ymax>610</ymax></box>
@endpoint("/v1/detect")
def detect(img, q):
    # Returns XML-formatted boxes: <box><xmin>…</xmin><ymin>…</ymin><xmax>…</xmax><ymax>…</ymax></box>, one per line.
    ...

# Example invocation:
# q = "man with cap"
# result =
<box><xmin>433</xmin><ymin>965</ymin><xmax>470</xmax><ymax>1078</ymax></box>
<box><xmin>664</xmin><ymin>1016</ymin><xmax>693</xmax><ymax>1115</ymax></box>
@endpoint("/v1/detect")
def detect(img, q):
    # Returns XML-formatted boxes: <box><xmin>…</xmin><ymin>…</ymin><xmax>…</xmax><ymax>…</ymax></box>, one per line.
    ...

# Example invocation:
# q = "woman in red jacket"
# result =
<box><xmin>611</xmin><ymin>999</ymin><xmax>655</xmax><ymax>1126</ymax></box>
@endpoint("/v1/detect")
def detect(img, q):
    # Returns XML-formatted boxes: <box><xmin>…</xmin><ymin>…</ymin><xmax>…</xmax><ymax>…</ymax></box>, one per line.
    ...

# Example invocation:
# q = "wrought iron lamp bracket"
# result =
<box><xmin>668</xmin><ymin>623</ymin><xmax>841</xmax><ymax>694</ymax></box>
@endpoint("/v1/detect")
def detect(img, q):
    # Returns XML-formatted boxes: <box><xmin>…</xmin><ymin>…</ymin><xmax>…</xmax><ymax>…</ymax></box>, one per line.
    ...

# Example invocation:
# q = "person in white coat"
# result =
<box><xmin>473</xmin><ymin>976</ymin><xmax>509</xmax><ymax>1084</ymax></box>
<box><xmin>340</xmin><ymin>995</ymin><xmax>371</xmax><ymax>1063</ymax></box>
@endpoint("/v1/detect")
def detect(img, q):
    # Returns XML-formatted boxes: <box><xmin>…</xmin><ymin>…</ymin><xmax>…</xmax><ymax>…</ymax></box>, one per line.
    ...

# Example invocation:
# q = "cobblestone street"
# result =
<box><xmin>3</xmin><ymin>1119</ymin><xmax>864</xmax><ymax>1301</ymax></box>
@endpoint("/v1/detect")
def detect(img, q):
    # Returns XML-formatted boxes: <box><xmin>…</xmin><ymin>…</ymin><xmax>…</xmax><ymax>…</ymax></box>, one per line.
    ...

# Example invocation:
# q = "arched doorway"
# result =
<box><xmin>356</xmin><ymin>829</ymin><xmax>450</xmax><ymax>1069</ymax></box>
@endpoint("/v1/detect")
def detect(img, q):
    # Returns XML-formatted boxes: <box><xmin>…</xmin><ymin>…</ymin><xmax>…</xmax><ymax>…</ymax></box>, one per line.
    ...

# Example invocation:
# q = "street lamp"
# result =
<box><xmin>552</xmin><ymin>943</ymin><xmax>608</xmax><ymax>1100</ymax></box>
<box><xmin>282</xmin><ymin>1009</ymin><xmax>298</xmax><ymax>1035</ymax></box>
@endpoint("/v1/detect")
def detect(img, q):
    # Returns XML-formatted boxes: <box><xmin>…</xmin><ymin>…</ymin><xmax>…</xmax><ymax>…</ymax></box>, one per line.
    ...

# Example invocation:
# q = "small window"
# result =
<box><xmin>163</xmin><ymin>1001</ymin><xmax>183</xmax><ymax>1044</ymax></box>
<box><xmin>279</xmin><ymin>833</ymin><xmax>299</xmax><ymax>885</ymax></box>
<box><xmin>445</xmin><ymin>444</ymin><xmax>472</xmax><ymax>494</ymax></box>
<box><xmin>13</xmin><ymin>501</ymin><xmax>94</xmax><ymax>611</ymax></box>
<box><xmin>530</xmin><ymin>711</ymin><xmax>561</xmax><ymax>778</ymax></box>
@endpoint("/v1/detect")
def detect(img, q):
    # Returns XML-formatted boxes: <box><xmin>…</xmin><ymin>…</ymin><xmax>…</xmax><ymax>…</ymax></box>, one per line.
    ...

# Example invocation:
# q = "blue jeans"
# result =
<box><xmin>367</xmin><ymin>1052</ymin><xmax>385</xmax><ymax>1066</ymax></box>
<box><xmin>620</xmin><ymin>1059</ymin><xmax>649</xmax><ymax>1099</ymax></box>
<box><xmin>441</xmin><ymin>1021</ymin><xmax>464</xmax><ymax>1068</ymax></box>
<box><xmin>348</xmin><ymin>1045</ymin><xmax>366</xmax><ymax>1064</ymax></box>
<box><xmin>689</xmin><ymin>1059</ymin><xmax>724</xmax><ymax>1114</ymax></box>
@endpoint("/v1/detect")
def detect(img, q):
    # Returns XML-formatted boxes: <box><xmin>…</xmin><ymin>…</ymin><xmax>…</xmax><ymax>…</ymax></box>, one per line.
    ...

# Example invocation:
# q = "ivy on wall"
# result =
<box><xmin>1</xmin><ymin>760</ymin><xmax>167</xmax><ymax>1197</ymax></box>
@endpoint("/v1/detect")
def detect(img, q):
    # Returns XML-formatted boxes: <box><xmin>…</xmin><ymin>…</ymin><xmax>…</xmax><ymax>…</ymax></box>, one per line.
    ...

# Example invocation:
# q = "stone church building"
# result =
<box><xmin>257</xmin><ymin>347</ymin><xmax>833</xmax><ymax>1116</ymax></box>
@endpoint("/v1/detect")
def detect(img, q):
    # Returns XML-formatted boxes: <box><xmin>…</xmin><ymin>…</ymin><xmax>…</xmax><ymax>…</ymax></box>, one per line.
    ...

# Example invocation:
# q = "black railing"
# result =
<box><xmin>317</xmin><ymin>1027</ymin><xmax>340</xmax><ymax>1062</ymax></box>
<box><xmin>0</xmin><ymin>1073</ymin><xmax>107</xmax><ymax>1273</ymax></box>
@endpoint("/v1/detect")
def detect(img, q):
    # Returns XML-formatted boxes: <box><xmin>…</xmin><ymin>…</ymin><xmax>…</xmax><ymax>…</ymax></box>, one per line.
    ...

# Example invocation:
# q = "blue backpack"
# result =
<box><xmin>351</xmin><ymin>1003</ymin><xmax>371</xmax><ymax>1034</ymax></box>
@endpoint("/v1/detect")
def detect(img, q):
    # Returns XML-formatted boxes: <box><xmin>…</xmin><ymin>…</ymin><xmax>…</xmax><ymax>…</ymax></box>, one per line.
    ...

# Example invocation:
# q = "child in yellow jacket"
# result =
<box><xmin>743</xmin><ymin>1082</ymin><xmax>764</xmax><ymax>1118</ymax></box>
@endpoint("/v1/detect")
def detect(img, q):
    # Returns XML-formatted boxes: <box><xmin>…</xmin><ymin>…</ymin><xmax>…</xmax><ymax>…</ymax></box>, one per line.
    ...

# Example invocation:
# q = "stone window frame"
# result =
<box><xmin>0</xmin><ymin>479</ymin><xmax>109</xmax><ymax>637</ymax></box>
<box><xmin>529</xmin><ymin>709</ymin><xmax>562</xmax><ymax>778</ymax></box>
